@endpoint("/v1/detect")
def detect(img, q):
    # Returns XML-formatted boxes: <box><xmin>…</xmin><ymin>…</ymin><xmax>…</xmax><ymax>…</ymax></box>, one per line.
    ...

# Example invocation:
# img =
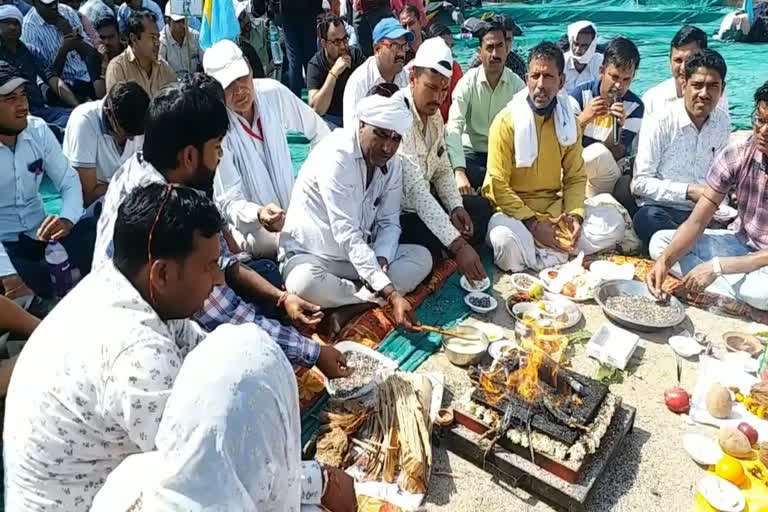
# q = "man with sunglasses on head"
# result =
<box><xmin>342</xmin><ymin>17</ymin><xmax>410</xmax><ymax>129</ymax></box>
<box><xmin>307</xmin><ymin>14</ymin><xmax>365</xmax><ymax>128</ymax></box>
<box><xmin>647</xmin><ymin>81</ymin><xmax>768</xmax><ymax>311</ymax></box>
<box><xmin>63</xmin><ymin>81</ymin><xmax>150</xmax><ymax>208</ymax></box>
<box><xmin>280</xmin><ymin>87</ymin><xmax>432</xmax><ymax>325</ymax></box>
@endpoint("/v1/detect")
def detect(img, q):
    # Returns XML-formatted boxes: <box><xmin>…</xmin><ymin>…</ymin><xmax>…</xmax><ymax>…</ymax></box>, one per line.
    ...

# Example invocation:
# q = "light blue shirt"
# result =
<box><xmin>117</xmin><ymin>0</ymin><xmax>164</xmax><ymax>34</ymax></box>
<box><xmin>21</xmin><ymin>4</ymin><xmax>93</xmax><ymax>83</ymax></box>
<box><xmin>0</xmin><ymin>116</ymin><xmax>84</xmax><ymax>276</ymax></box>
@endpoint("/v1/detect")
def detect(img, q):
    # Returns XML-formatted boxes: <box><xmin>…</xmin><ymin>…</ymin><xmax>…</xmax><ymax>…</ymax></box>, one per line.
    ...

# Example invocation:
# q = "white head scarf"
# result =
<box><xmin>0</xmin><ymin>5</ymin><xmax>23</xmax><ymax>24</ymax></box>
<box><xmin>90</xmin><ymin>323</ymin><xmax>307</xmax><ymax>511</ymax></box>
<box><xmin>567</xmin><ymin>21</ymin><xmax>598</xmax><ymax>65</ymax></box>
<box><xmin>357</xmin><ymin>89</ymin><xmax>413</xmax><ymax>136</ymax></box>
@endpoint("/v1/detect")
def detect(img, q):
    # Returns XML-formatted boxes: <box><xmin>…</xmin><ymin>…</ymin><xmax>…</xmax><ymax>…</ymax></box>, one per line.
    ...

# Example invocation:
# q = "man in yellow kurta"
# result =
<box><xmin>483</xmin><ymin>41</ymin><xmax>625</xmax><ymax>272</ymax></box>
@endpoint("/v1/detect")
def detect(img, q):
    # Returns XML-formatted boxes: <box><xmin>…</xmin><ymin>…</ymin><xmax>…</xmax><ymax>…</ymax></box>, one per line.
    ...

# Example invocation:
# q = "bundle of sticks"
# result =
<box><xmin>363</xmin><ymin>374</ymin><xmax>433</xmax><ymax>494</ymax></box>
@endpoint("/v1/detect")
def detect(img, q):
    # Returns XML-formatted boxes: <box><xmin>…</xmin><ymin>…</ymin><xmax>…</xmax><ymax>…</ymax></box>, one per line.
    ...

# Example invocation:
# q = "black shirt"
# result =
<box><xmin>0</xmin><ymin>42</ymin><xmax>52</xmax><ymax>110</ymax></box>
<box><xmin>306</xmin><ymin>46</ymin><xmax>365</xmax><ymax>120</ymax></box>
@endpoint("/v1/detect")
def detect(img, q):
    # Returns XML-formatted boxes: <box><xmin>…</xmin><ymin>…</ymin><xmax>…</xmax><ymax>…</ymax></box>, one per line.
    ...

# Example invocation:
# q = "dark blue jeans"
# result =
<box><xmin>2</xmin><ymin>217</ymin><xmax>97</xmax><ymax>299</ymax></box>
<box><xmin>632</xmin><ymin>205</ymin><xmax>692</xmax><ymax>248</ymax></box>
<box><xmin>282</xmin><ymin>17</ymin><xmax>318</xmax><ymax>97</ymax></box>
<box><xmin>464</xmin><ymin>150</ymin><xmax>488</xmax><ymax>191</ymax></box>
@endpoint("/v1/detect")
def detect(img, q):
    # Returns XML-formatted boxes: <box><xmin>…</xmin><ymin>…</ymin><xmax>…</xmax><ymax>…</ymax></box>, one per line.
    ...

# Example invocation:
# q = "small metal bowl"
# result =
<box><xmin>594</xmin><ymin>279</ymin><xmax>686</xmax><ymax>332</ymax></box>
<box><xmin>443</xmin><ymin>325</ymin><xmax>489</xmax><ymax>366</ymax></box>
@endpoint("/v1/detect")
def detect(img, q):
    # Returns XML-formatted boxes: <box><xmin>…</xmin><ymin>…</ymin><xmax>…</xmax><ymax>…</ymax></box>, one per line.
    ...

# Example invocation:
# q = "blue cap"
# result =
<box><xmin>372</xmin><ymin>18</ymin><xmax>415</xmax><ymax>44</ymax></box>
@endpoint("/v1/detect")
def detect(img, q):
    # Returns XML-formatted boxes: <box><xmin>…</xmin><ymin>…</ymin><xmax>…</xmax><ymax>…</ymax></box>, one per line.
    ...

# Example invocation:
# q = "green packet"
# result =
<box><xmin>758</xmin><ymin>333</ymin><xmax>768</xmax><ymax>375</ymax></box>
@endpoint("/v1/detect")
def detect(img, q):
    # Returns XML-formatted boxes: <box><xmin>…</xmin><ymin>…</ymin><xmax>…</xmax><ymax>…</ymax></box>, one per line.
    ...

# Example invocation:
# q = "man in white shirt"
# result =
<box><xmin>159</xmin><ymin>1</ymin><xmax>202</xmax><ymax>78</ymax></box>
<box><xmin>397</xmin><ymin>37</ymin><xmax>488</xmax><ymax>283</ymax></box>
<box><xmin>204</xmin><ymin>39</ymin><xmax>330</xmax><ymax>259</ymax></box>
<box><xmin>563</xmin><ymin>20</ymin><xmax>603</xmax><ymax>92</ymax></box>
<box><xmin>4</xmin><ymin>183</ymin><xmax>226</xmax><ymax>512</ymax></box>
<box><xmin>631</xmin><ymin>49</ymin><xmax>730</xmax><ymax>247</ymax></box>
<box><xmin>280</xmin><ymin>90</ymin><xmax>432</xmax><ymax>322</ymax></box>
<box><xmin>342</xmin><ymin>17</ymin><xmax>411</xmax><ymax>128</ymax></box>
<box><xmin>63</xmin><ymin>80</ymin><xmax>150</xmax><ymax>207</ymax></box>
<box><xmin>642</xmin><ymin>25</ymin><xmax>729</xmax><ymax>119</ymax></box>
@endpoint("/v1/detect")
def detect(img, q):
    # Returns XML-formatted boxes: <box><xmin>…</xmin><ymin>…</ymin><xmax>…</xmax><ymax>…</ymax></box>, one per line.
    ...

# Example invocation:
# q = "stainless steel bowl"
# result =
<box><xmin>443</xmin><ymin>325</ymin><xmax>489</xmax><ymax>366</ymax></box>
<box><xmin>594</xmin><ymin>279</ymin><xmax>686</xmax><ymax>332</ymax></box>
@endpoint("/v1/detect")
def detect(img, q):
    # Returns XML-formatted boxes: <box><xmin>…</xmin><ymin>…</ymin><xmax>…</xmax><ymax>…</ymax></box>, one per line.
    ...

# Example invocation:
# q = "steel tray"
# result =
<box><xmin>594</xmin><ymin>279</ymin><xmax>686</xmax><ymax>332</ymax></box>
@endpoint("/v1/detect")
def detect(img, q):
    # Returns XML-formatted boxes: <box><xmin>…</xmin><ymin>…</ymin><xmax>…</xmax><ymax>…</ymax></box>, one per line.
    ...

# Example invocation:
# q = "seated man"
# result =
<box><xmin>4</xmin><ymin>183</ymin><xmax>228</xmax><ymax>512</ymax></box>
<box><xmin>93</xmin><ymin>82</ymin><xmax>347</xmax><ymax>377</ymax></box>
<box><xmin>105</xmin><ymin>11</ymin><xmax>176</xmax><ymax>99</ymax></box>
<box><xmin>483</xmin><ymin>42</ymin><xmax>625</xmax><ymax>272</ymax></box>
<box><xmin>22</xmin><ymin>0</ymin><xmax>102</xmax><ymax>100</ymax></box>
<box><xmin>159</xmin><ymin>1</ymin><xmax>201</xmax><ymax>78</ymax></box>
<box><xmin>399</xmin><ymin>4</ymin><xmax>423</xmax><ymax>62</ymax></box>
<box><xmin>63</xmin><ymin>81</ymin><xmax>150</xmax><ymax>207</ymax></box>
<box><xmin>94</xmin><ymin>13</ymin><xmax>124</xmax><ymax>67</ymax></box>
<box><xmin>280</xmin><ymin>90</ymin><xmax>432</xmax><ymax>319</ymax></box>
<box><xmin>570</xmin><ymin>36</ymin><xmax>644</xmax><ymax>198</ymax></box>
<box><xmin>307</xmin><ymin>15</ymin><xmax>365</xmax><ymax>129</ymax></box>
<box><xmin>342</xmin><ymin>17</ymin><xmax>411</xmax><ymax>128</ymax></box>
<box><xmin>425</xmin><ymin>22</ymin><xmax>463</xmax><ymax>123</ymax></box>
<box><xmin>467</xmin><ymin>14</ymin><xmax>527</xmax><ymax>82</ymax></box>
<box><xmin>116</xmin><ymin>0</ymin><xmax>163</xmax><ymax>33</ymax></box>
<box><xmin>648</xmin><ymin>81</ymin><xmax>768</xmax><ymax>310</ymax></box>
<box><xmin>0</xmin><ymin>4</ymin><xmax>78</xmax><ymax>132</ymax></box>
<box><xmin>563</xmin><ymin>20</ymin><xmax>603</xmax><ymax>91</ymax></box>
<box><xmin>446</xmin><ymin>20</ymin><xmax>525</xmax><ymax>195</ymax></box>
<box><xmin>632</xmin><ymin>50</ymin><xmax>730</xmax><ymax>247</ymax></box>
<box><xmin>398</xmin><ymin>38</ymin><xmax>489</xmax><ymax>282</ymax></box>
<box><xmin>204</xmin><ymin>40</ymin><xmax>330</xmax><ymax>260</ymax></box>
<box><xmin>643</xmin><ymin>25</ymin><xmax>729</xmax><ymax>119</ymax></box>
<box><xmin>0</xmin><ymin>62</ymin><xmax>95</xmax><ymax>300</ymax></box>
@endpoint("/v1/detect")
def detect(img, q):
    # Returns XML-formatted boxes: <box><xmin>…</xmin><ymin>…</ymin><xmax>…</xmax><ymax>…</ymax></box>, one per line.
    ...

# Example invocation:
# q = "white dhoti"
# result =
<box><xmin>486</xmin><ymin>205</ymin><xmax>626</xmax><ymax>272</ymax></box>
<box><xmin>282</xmin><ymin>244</ymin><xmax>433</xmax><ymax>308</ymax></box>
<box><xmin>583</xmin><ymin>143</ymin><xmax>622</xmax><ymax>198</ymax></box>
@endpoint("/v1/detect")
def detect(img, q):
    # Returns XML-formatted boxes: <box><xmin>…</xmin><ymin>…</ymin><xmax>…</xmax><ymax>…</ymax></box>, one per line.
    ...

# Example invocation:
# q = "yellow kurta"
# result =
<box><xmin>481</xmin><ymin>107</ymin><xmax>587</xmax><ymax>221</ymax></box>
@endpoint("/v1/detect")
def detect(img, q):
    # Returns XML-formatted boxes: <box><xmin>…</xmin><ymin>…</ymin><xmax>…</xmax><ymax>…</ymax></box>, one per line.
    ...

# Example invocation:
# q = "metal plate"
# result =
<box><xmin>594</xmin><ymin>279</ymin><xmax>686</xmax><ymax>332</ymax></box>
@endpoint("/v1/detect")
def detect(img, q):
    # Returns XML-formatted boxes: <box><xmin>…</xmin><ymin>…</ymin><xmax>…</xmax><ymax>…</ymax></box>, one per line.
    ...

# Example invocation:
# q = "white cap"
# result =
<box><xmin>203</xmin><ymin>39</ymin><xmax>250</xmax><ymax>89</ymax></box>
<box><xmin>233</xmin><ymin>0</ymin><xmax>249</xmax><ymax>19</ymax></box>
<box><xmin>410</xmin><ymin>37</ymin><xmax>453</xmax><ymax>79</ymax></box>
<box><xmin>164</xmin><ymin>2</ymin><xmax>185</xmax><ymax>21</ymax></box>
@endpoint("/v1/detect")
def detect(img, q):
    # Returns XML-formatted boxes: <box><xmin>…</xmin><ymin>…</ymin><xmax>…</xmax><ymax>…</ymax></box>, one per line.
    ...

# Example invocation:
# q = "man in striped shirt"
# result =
<box><xmin>569</xmin><ymin>36</ymin><xmax>644</xmax><ymax>198</ymax></box>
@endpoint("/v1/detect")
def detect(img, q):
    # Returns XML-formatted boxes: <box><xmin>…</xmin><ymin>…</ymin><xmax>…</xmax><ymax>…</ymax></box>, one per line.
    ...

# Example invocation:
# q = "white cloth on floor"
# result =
<box><xmin>486</xmin><ymin>205</ymin><xmax>625</xmax><ymax>272</ymax></box>
<box><xmin>509</xmin><ymin>89</ymin><xmax>578</xmax><ymax>168</ymax></box>
<box><xmin>89</xmin><ymin>323</ymin><xmax>325</xmax><ymax>511</ymax></box>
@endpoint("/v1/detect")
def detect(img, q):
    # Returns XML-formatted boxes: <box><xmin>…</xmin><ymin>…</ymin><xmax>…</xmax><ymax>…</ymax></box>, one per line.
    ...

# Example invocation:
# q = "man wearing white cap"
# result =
<box><xmin>279</xmin><ymin>88</ymin><xmax>432</xmax><ymax>322</ymax></box>
<box><xmin>204</xmin><ymin>39</ymin><xmax>329</xmax><ymax>259</ymax></box>
<box><xmin>398</xmin><ymin>37</ymin><xmax>489</xmax><ymax>284</ymax></box>
<box><xmin>342</xmin><ymin>17</ymin><xmax>411</xmax><ymax>128</ymax></box>
<box><xmin>159</xmin><ymin>0</ymin><xmax>201</xmax><ymax>78</ymax></box>
<box><xmin>563</xmin><ymin>20</ymin><xmax>603</xmax><ymax>92</ymax></box>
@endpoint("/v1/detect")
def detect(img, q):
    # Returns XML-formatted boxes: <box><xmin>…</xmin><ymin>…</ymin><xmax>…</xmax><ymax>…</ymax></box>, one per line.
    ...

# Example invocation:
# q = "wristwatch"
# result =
<box><xmin>711</xmin><ymin>256</ymin><xmax>723</xmax><ymax>277</ymax></box>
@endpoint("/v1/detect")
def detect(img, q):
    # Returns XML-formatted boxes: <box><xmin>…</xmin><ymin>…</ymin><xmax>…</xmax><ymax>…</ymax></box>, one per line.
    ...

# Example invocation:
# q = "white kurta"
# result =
<box><xmin>3</xmin><ymin>262</ymin><xmax>206</xmax><ymax>512</ymax></box>
<box><xmin>341</xmin><ymin>56</ymin><xmax>409</xmax><ymax>129</ymax></box>
<box><xmin>564</xmin><ymin>52</ymin><xmax>603</xmax><ymax>92</ymax></box>
<box><xmin>89</xmin><ymin>323</ymin><xmax>324</xmax><ymax>512</ymax></box>
<box><xmin>642</xmin><ymin>77</ymin><xmax>730</xmax><ymax>121</ymax></box>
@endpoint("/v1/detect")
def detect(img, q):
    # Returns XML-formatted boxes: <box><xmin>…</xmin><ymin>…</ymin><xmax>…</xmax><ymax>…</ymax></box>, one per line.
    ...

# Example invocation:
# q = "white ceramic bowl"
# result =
<box><xmin>488</xmin><ymin>339</ymin><xmax>518</xmax><ymax>360</ymax></box>
<box><xmin>464</xmin><ymin>292</ymin><xmax>498</xmax><ymax>314</ymax></box>
<box><xmin>509</xmin><ymin>273</ymin><xmax>545</xmax><ymax>294</ymax></box>
<box><xmin>682</xmin><ymin>432</ymin><xmax>723</xmax><ymax>466</ymax></box>
<box><xmin>460</xmin><ymin>275</ymin><xmax>491</xmax><ymax>293</ymax></box>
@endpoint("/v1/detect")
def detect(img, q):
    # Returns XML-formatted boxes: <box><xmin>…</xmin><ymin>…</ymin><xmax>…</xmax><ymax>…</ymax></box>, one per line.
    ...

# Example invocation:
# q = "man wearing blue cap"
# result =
<box><xmin>342</xmin><ymin>17</ymin><xmax>411</xmax><ymax>128</ymax></box>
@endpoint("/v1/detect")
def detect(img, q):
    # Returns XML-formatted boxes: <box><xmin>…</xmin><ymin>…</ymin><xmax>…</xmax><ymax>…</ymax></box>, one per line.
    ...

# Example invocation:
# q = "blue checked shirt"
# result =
<box><xmin>95</xmin><ymin>154</ymin><xmax>322</xmax><ymax>368</ymax></box>
<box><xmin>22</xmin><ymin>4</ymin><xmax>92</xmax><ymax>83</ymax></box>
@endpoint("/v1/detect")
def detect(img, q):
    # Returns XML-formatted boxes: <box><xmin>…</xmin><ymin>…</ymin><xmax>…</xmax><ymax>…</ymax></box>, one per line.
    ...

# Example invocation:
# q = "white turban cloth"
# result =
<box><xmin>567</xmin><ymin>20</ymin><xmax>598</xmax><ymax>66</ymax></box>
<box><xmin>356</xmin><ymin>89</ymin><xmax>414</xmax><ymax>136</ymax></box>
<box><xmin>0</xmin><ymin>5</ymin><xmax>24</xmax><ymax>25</ymax></box>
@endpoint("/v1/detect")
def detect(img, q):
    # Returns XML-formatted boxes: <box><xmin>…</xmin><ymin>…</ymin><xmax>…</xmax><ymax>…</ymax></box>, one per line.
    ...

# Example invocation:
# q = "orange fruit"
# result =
<box><xmin>716</xmin><ymin>455</ymin><xmax>746</xmax><ymax>486</ymax></box>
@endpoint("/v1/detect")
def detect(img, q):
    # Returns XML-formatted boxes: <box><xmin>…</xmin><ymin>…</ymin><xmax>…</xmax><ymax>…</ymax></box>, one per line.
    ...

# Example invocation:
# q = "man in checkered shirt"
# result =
<box><xmin>647</xmin><ymin>80</ymin><xmax>768</xmax><ymax>311</ymax></box>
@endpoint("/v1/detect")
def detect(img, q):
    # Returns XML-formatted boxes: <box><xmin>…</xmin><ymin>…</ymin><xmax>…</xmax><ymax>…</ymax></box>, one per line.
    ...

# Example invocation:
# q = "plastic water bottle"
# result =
<box><xmin>269</xmin><ymin>22</ymin><xmax>283</xmax><ymax>66</ymax></box>
<box><xmin>45</xmin><ymin>241</ymin><xmax>74</xmax><ymax>298</ymax></box>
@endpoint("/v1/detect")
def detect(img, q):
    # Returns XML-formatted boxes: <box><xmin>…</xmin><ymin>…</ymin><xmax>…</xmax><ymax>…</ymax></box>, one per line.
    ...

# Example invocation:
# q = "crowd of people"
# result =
<box><xmin>0</xmin><ymin>0</ymin><xmax>766</xmax><ymax>509</ymax></box>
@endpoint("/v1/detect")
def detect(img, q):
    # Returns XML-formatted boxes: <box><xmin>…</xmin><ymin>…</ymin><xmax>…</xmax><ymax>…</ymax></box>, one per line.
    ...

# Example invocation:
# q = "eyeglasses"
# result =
<box><xmin>326</xmin><ymin>34</ymin><xmax>349</xmax><ymax>47</ymax></box>
<box><xmin>378</xmin><ymin>40</ymin><xmax>407</xmax><ymax>53</ymax></box>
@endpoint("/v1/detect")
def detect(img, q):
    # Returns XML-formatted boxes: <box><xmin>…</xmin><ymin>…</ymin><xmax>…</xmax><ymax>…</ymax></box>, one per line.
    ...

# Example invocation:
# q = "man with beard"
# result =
<box><xmin>307</xmin><ymin>14</ymin><xmax>365</xmax><ymax>128</ymax></box>
<box><xmin>0</xmin><ymin>61</ymin><xmax>95</xmax><ymax>301</ymax></box>
<box><xmin>204</xmin><ymin>40</ymin><xmax>329</xmax><ymax>259</ymax></box>
<box><xmin>647</xmin><ymin>81</ymin><xmax>768</xmax><ymax>310</ymax></box>
<box><xmin>563</xmin><ymin>21</ymin><xmax>602</xmax><ymax>92</ymax></box>
<box><xmin>483</xmin><ymin>42</ymin><xmax>625</xmax><ymax>272</ymax></box>
<box><xmin>93</xmin><ymin>81</ymin><xmax>348</xmax><ymax>384</ymax></box>
<box><xmin>105</xmin><ymin>11</ymin><xmax>176</xmax><ymax>98</ymax></box>
<box><xmin>446</xmin><ymin>21</ymin><xmax>525</xmax><ymax>196</ymax></box>
<box><xmin>397</xmin><ymin>37</ymin><xmax>489</xmax><ymax>283</ymax></box>
<box><xmin>280</xmin><ymin>88</ymin><xmax>432</xmax><ymax>317</ymax></box>
<box><xmin>631</xmin><ymin>50</ymin><xmax>730</xmax><ymax>247</ymax></box>
<box><xmin>342</xmin><ymin>17</ymin><xmax>410</xmax><ymax>128</ymax></box>
<box><xmin>642</xmin><ymin>25</ymin><xmax>729</xmax><ymax>119</ymax></box>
